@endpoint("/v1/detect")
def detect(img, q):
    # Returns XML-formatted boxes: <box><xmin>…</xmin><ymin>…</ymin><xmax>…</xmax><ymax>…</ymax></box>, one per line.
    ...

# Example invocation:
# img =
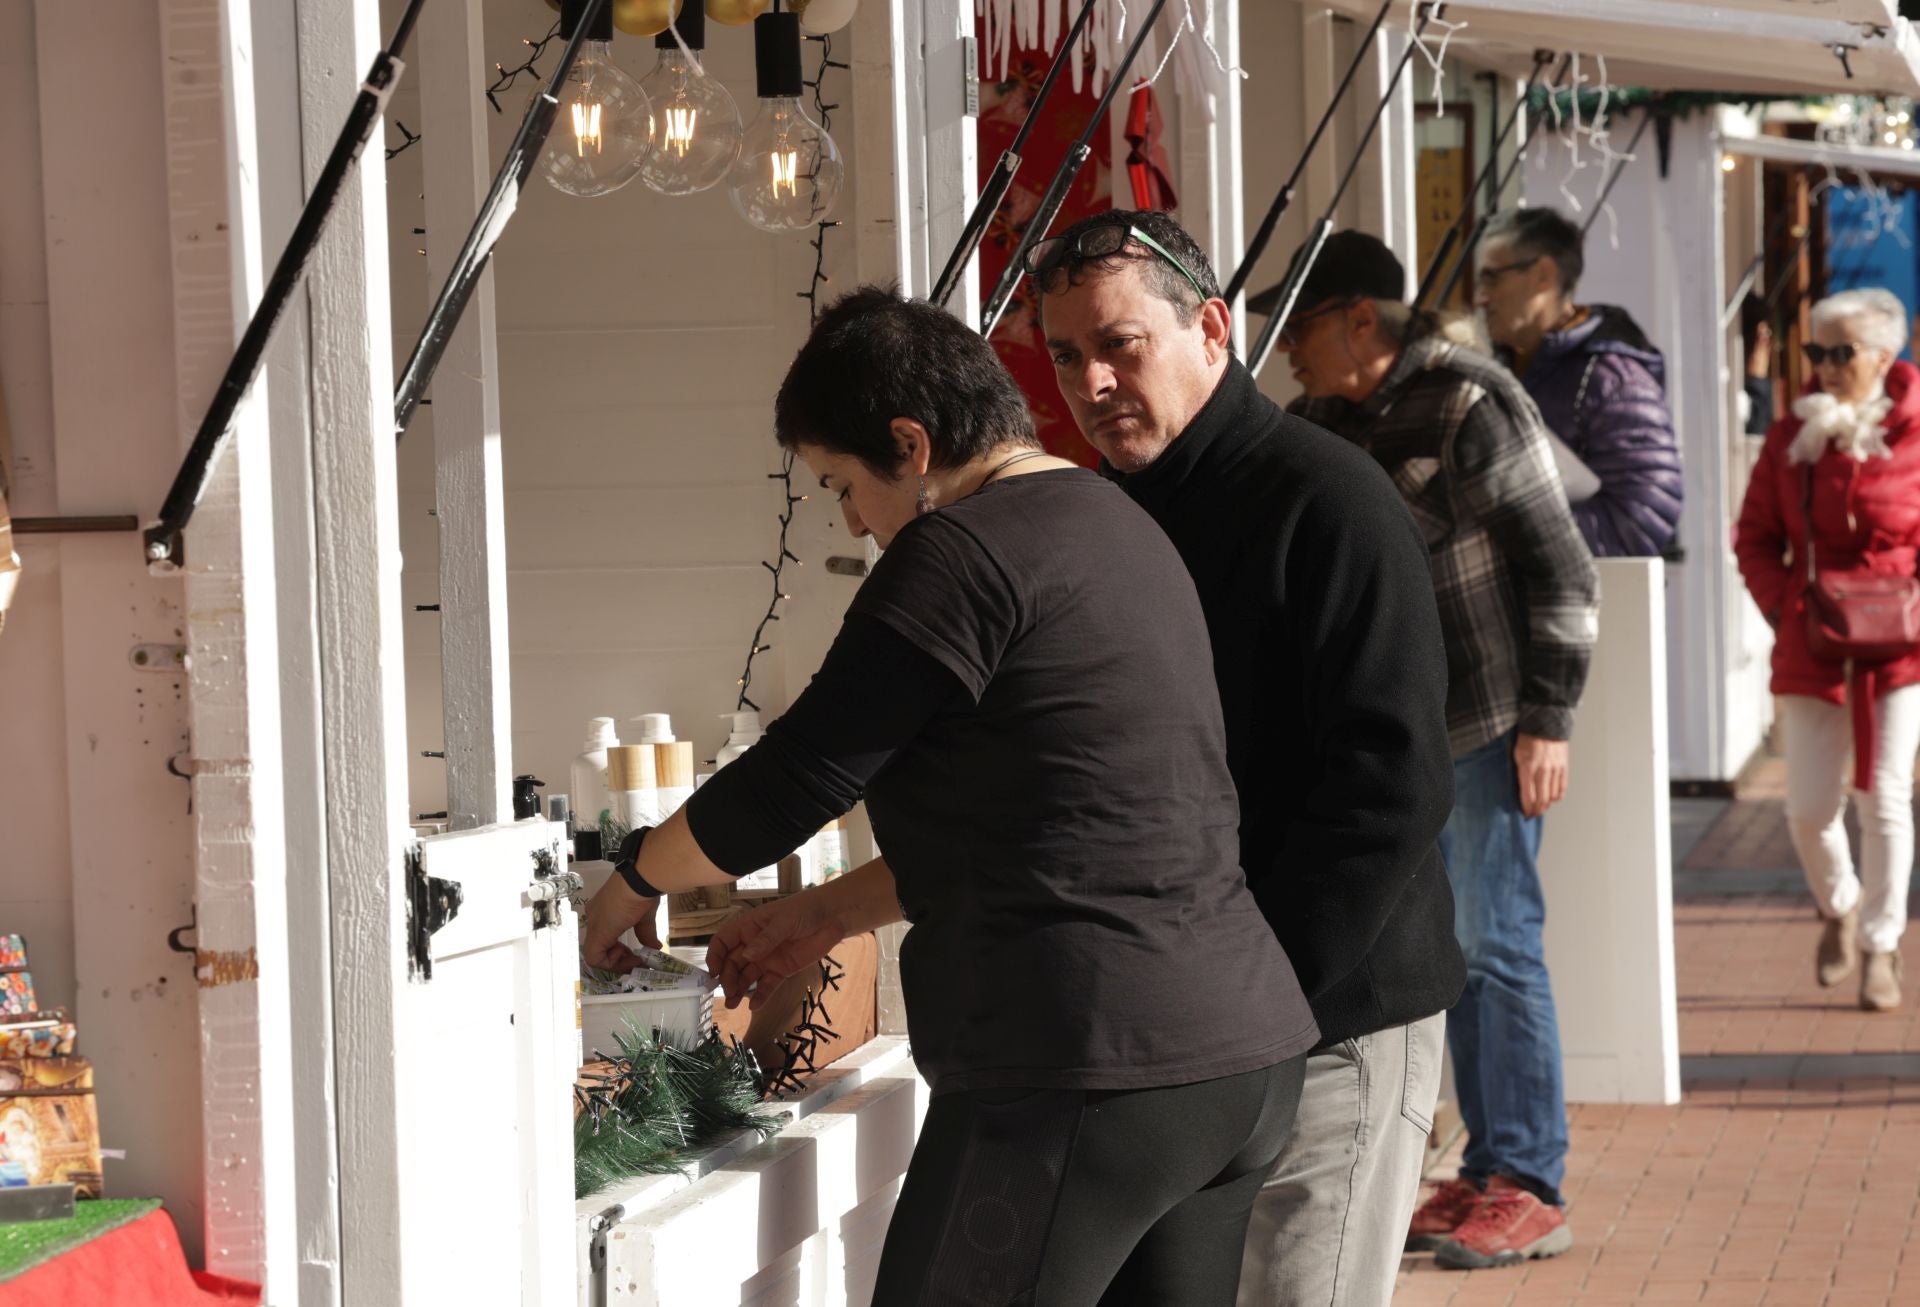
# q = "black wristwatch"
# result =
<box><xmin>613</xmin><ymin>826</ymin><xmax>666</xmax><ymax>898</ymax></box>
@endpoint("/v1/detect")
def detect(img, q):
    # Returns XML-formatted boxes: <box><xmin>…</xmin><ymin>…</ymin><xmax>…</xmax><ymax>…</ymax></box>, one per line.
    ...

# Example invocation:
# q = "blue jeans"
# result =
<box><xmin>1437</xmin><ymin>730</ymin><xmax>1569</xmax><ymax>1206</ymax></box>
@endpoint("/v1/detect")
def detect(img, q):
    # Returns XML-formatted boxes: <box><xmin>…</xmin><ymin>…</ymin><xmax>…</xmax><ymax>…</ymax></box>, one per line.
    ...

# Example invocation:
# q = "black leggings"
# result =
<box><xmin>870</xmin><ymin>1056</ymin><xmax>1308</xmax><ymax>1306</ymax></box>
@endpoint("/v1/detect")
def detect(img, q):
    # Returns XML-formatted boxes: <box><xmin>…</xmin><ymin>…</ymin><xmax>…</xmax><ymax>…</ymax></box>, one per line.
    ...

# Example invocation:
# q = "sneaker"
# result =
<box><xmin>1405</xmin><ymin>1177</ymin><xmax>1485</xmax><ymax>1252</ymax></box>
<box><xmin>1818</xmin><ymin>908</ymin><xmax>1860</xmax><ymax>987</ymax></box>
<box><xmin>1433</xmin><ymin>1176</ymin><xmax>1572</xmax><ymax>1270</ymax></box>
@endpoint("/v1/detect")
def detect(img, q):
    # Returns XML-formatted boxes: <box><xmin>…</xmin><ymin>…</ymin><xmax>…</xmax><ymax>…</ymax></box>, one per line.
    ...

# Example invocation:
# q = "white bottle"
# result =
<box><xmin>715</xmin><ymin>711</ymin><xmax>764</xmax><ymax>769</ymax></box>
<box><xmin>629</xmin><ymin>713</ymin><xmax>695</xmax><ymax>822</ymax></box>
<box><xmin>714</xmin><ymin>712</ymin><xmax>782</xmax><ymax>891</ymax></box>
<box><xmin>570</xmin><ymin>717</ymin><xmax>619</xmax><ymax>836</ymax></box>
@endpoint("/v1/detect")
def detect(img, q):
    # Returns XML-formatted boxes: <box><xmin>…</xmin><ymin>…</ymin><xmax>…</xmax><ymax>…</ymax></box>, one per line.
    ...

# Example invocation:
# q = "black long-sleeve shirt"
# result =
<box><xmin>1111</xmin><ymin>361</ymin><xmax>1466</xmax><ymax>1047</ymax></box>
<box><xmin>685</xmin><ymin>468</ymin><xmax>1319</xmax><ymax>1093</ymax></box>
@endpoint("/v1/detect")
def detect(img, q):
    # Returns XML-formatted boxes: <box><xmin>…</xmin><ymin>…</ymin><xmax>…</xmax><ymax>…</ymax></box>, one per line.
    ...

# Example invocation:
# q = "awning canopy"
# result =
<box><xmin>1317</xmin><ymin>0</ymin><xmax>1920</xmax><ymax>99</ymax></box>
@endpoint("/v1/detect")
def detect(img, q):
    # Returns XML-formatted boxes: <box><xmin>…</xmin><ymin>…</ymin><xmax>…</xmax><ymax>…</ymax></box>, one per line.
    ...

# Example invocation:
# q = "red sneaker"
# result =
<box><xmin>1433</xmin><ymin>1176</ymin><xmax>1572</xmax><ymax>1270</ymax></box>
<box><xmin>1404</xmin><ymin>1177</ymin><xmax>1485</xmax><ymax>1252</ymax></box>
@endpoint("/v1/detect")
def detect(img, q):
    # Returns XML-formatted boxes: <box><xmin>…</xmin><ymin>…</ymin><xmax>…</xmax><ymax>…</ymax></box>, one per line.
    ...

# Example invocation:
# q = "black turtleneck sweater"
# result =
<box><xmin>1111</xmin><ymin>360</ymin><xmax>1466</xmax><ymax>1047</ymax></box>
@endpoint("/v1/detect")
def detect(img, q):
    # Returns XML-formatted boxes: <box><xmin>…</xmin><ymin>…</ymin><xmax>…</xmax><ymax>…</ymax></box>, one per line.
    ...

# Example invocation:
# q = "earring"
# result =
<box><xmin>916</xmin><ymin>476</ymin><xmax>933</xmax><ymax>516</ymax></box>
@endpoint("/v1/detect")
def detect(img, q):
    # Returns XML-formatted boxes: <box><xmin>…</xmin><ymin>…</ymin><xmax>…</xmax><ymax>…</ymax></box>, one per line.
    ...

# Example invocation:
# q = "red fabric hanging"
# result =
<box><xmin>0</xmin><ymin>1209</ymin><xmax>260</xmax><ymax>1307</ymax></box>
<box><xmin>1123</xmin><ymin>81</ymin><xmax>1177</xmax><ymax>211</ymax></box>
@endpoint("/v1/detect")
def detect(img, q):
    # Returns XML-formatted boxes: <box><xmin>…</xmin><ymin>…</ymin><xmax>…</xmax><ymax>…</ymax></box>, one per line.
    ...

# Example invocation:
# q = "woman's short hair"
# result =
<box><xmin>1810</xmin><ymin>287</ymin><xmax>1908</xmax><ymax>356</ymax></box>
<box><xmin>774</xmin><ymin>286</ymin><xmax>1037</xmax><ymax>475</ymax></box>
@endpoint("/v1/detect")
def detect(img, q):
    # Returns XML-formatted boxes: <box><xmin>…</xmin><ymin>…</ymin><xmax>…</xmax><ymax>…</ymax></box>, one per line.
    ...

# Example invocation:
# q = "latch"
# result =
<box><xmin>527</xmin><ymin>871</ymin><xmax>582</xmax><ymax>931</ymax></box>
<box><xmin>405</xmin><ymin>847</ymin><xmax>464</xmax><ymax>981</ymax></box>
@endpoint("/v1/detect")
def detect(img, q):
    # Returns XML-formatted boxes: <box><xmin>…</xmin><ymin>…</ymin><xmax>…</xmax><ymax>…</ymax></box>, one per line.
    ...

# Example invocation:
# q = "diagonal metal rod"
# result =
<box><xmin>1721</xmin><ymin>165</ymin><xmax>1816</xmax><ymax>331</ymax></box>
<box><xmin>1222</xmin><ymin>0</ymin><xmax>1394</xmax><ymax>311</ymax></box>
<box><xmin>1429</xmin><ymin>52</ymin><xmax>1576</xmax><ymax>309</ymax></box>
<box><xmin>929</xmin><ymin>0</ymin><xmax>1101</xmax><ymax>310</ymax></box>
<box><xmin>1247</xmin><ymin>4</ymin><xmax>1439</xmax><ymax>380</ymax></box>
<box><xmin>980</xmin><ymin>0</ymin><xmax>1172</xmax><ymax>338</ymax></box>
<box><xmin>1413</xmin><ymin>48</ymin><xmax>1554</xmax><ymax>309</ymax></box>
<box><xmin>395</xmin><ymin>0</ymin><xmax>609</xmax><ymax>435</ymax></box>
<box><xmin>143</xmin><ymin>0</ymin><xmax>431</xmax><ymax>566</ymax></box>
<box><xmin>1579</xmin><ymin>107</ymin><xmax>1656</xmax><ymax>238</ymax></box>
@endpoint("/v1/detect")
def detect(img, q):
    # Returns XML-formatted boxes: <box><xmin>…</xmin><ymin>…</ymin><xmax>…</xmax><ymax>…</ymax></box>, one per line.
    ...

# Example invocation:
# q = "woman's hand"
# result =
<box><xmin>581</xmin><ymin>875</ymin><xmax>662</xmax><ymax>972</ymax></box>
<box><xmin>706</xmin><ymin>889</ymin><xmax>850</xmax><ymax>1011</ymax></box>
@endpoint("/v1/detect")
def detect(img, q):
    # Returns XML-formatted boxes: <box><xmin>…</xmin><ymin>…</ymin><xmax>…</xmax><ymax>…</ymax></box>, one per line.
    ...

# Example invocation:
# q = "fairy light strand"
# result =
<box><xmin>736</xmin><ymin>31</ymin><xmax>844</xmax><ymax>714</ymax></box>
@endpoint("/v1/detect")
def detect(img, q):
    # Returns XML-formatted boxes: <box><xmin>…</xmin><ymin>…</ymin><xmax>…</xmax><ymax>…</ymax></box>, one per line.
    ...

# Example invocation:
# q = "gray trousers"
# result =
<box><xmin>1237</xmin><ymin>1012</ymin><xmax>1446</xmax><ymax>1306</ymax></box>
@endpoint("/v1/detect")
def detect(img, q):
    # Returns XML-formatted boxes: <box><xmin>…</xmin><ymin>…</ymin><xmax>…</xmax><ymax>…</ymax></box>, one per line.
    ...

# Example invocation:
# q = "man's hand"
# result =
<box><xmin>581</xmin><ymin>875</ymin><xmax>662</xmax><ymax>973</ymax></box>
<box><xmin>706</xmin><ymin>889</ymin><xmax>848</xmax><ymax>1012</ymax></box>
<box><xmin>1514</xmin><ymin>733</ymin><xmax>1570</xmax><ymax>819</ymax></box>
<box><xmin>1747</xmin><ymin>322</ymin><xmax>1772</xmax><ymax>380</ymax></box>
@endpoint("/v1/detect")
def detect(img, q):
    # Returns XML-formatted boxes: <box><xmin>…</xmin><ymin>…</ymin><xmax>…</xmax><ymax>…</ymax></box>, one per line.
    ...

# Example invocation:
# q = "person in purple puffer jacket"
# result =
<box><xmin>1476</xmin><ymin>208</ymin><xmax>1684</xmax><ymax>558</ymax></box>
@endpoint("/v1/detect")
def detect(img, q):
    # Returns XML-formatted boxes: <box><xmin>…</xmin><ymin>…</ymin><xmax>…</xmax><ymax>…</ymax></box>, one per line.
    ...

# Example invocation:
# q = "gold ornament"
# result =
<box><xmin>705</xmin><ymin>0</ymin><xmax>771</xmax><ymax>25</ymax></box>
<box><xmin>613</xmin><ymin>0</ymin><xmax>684</xmax><ymax>36</ymax></box>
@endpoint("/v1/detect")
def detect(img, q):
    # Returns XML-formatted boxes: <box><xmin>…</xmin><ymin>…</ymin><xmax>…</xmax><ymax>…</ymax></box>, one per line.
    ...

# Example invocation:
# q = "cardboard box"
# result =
<box><xmin>0</xmin><ymin>1057</ymin><xmax>103</xmax><ymax>1197</ymax></box>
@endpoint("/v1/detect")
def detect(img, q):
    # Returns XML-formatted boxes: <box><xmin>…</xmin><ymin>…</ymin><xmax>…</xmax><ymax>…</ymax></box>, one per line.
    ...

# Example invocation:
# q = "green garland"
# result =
<box><xmin>574</xmin><ymin>1022</ymin><xmax>780</xmax><ymax>1200</ymax></box>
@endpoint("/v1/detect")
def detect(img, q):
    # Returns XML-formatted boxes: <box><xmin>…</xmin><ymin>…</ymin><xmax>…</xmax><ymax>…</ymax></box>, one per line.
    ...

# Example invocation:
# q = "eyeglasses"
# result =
<box><xmin>1473</xmin><ymin>256</ymin><xmax>1541</xmax><ymax>290</ymax></box>
<box><xmin>1275</xmin><ymin>297</ymin><xmax>1356</xmax><ymax>347</ymax></box>
<box><xmin>1803</xmin><ymin>342</ymin><xmax>1871</xmax><ymax>366</ymax></box>
<box><xmin>1025</xmin><ymin>223</ymin><xmax>1212</xmax><ymax>304</ymax></box>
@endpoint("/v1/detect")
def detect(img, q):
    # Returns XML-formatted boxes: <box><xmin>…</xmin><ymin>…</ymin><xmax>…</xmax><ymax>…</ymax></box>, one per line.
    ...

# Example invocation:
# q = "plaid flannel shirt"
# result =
<box><xmin>1293</xmin><ymin>332</ymin><xmax>1598</xmax><ymax>755</ymax></box>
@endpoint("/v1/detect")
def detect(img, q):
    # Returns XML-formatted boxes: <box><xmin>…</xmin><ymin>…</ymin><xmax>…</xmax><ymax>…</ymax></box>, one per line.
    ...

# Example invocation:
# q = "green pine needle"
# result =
<box><xmin>574</xmin><ymin>1019</ymin><xmax>779</xmax><ymax>1200</ymax></box>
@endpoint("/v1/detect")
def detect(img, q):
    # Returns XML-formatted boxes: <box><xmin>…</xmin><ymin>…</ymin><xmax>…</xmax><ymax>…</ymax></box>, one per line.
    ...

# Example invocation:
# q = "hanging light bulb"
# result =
<box><xmin>729</xmin><ymin>8</ymin><xmax>844</xmax><ymax>233</ymax></box>
<box><xmin>542</xmin><ymin>0</ymin><xmax>652</xmax><ymax>198</ymax></box>
<box><xmin>638</xmin><ymin>1</ymin><xmax>744</xmax><ymax>194</ymax></box>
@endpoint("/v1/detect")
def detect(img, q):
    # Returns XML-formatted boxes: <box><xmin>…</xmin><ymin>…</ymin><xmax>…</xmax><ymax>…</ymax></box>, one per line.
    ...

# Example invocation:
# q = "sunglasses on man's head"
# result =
<box><xmin>1803</xmin><ymin>342</ymin><xmax>1871</xmax><ymax>366</ymax></box>
<box><xmin>1025</xmin><ymin>223</ymin><xmax>1212</xmax><ymax>304</ymax></box>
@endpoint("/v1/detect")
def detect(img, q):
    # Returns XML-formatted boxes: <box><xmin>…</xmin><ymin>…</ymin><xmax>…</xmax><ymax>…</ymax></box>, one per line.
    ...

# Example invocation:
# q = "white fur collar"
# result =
<box><xmin>1790</xmin><ymin>386</ymin><xmax>1894</xmax><ymax>465</ymax></box>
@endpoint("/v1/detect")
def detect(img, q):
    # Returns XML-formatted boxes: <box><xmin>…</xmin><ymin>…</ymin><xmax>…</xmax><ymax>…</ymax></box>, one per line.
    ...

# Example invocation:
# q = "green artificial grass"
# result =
<box><xmin>0</xmin><ymin>1197</ymin><xmax>161</xmax><ymax>1281</ymax></box>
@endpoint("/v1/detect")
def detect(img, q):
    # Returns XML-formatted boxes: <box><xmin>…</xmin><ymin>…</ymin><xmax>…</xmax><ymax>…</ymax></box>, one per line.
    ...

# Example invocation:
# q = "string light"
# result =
<box><xmin>735</xmin><ymin>30</ymin><xmax>843</xmax><ymax>714</ymax></box>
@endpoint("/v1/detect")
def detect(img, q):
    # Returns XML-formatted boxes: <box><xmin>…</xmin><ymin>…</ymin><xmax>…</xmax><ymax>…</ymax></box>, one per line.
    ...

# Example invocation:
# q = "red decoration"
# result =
<box><xmin>1124</xmin><ymin>81</ymin><xmax>1177</xmax><ymax>211</ymax></box>
<box><xmin>975</xmin><ymin>38</ymin><xmax>1115</xmax><ymax>468</ymax></box>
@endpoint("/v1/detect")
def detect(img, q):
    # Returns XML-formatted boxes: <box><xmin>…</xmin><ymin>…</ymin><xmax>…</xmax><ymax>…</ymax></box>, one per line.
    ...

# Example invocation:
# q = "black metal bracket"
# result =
<box><xmin>406</xmin><ymin>847</ymin><xmax>464</xmax><ymax>980</ymax></box>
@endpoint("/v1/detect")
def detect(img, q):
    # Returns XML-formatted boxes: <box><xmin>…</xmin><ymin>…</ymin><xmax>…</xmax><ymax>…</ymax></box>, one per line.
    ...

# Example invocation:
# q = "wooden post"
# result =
<box><xmin>301</xmin><ymin>0</ymin><xmax>416</xmax><ymax>1296</ymax></box>
<box><xmin>159</xmin><ymin>0</ymin><xmax>298</xmax><ymax>1289</ymax></box>
<box><xmin>421</xmin><ymin>0</ymin><xmax>514</xmax><ymax>832</ymax></box>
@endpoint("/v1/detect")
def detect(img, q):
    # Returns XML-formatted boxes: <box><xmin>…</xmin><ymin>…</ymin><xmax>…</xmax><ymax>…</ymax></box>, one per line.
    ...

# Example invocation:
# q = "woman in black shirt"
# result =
<box><xmin>581</xmin><ymin>288</ymin><xmax>1316</xmax><ymax>1304</ymax></box>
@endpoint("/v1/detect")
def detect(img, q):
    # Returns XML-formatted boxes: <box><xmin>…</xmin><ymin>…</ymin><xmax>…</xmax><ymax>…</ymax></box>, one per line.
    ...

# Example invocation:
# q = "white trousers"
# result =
<box><xmin>1781</xmin><ymin>686</ymin><xmax>1920</xmax><ymax>955</ymax></box>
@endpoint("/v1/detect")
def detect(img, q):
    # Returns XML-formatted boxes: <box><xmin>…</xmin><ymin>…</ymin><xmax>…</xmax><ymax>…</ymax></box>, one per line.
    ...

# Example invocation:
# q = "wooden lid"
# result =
<box><xmin>654</xmin><ymin>740</ymin><xmax>696</xmax><ymax>788</ymax></box>
<box><xmin>606</xmin><ymin>744</ymin><xmax>655</xmax><ymax>791</ymax></box>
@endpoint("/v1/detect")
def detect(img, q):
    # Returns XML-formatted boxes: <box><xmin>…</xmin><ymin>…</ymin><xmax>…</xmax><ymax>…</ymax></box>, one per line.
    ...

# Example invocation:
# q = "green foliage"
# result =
<box><xmin>573</xmin><ymin>1022</ymin><xmax>778</xmax><ymax>1200</ymax></box>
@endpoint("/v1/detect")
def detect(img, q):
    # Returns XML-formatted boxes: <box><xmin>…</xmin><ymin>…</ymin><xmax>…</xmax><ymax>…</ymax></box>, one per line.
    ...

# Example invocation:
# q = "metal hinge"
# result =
<box><xmin>405</xmin><ymin>847</ymin><xmax>464</xmax><ymax>980</ymax></box>
<box><xmin>527</xmin><ymin>846</ymin><xmax>581</xmax><ymax>931</ymax></box>
<box><xmin>962</xmin><ymin>35</ymin><xmax>979</xmax><ymax>117</ymax></box>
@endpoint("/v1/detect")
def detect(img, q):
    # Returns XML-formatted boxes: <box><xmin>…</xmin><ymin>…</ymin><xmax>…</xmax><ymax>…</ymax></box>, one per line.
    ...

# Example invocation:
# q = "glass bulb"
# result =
<box><xmin>541</xmin><ymin>40</ymin><xmax>651</xmax><ymax>198</ymax></box>
<box><xmin>728</xmin><ymin>96</ymin><xmax>843</xmax><ymax>234</ymax></box>
<box><xmin>637</xmin><ymin>49</ymin><xmax>744</xmax><ymax>196</ymax></box>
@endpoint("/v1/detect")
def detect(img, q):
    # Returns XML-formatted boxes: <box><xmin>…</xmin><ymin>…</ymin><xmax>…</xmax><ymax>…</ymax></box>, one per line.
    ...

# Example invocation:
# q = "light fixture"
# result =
<box><xmin>1720</xmin><ymin>155</ymin><xmax>1738</xmax><ymax>173</ymax></box>
<box><xmin>542</xmin><ymin>0</ymin><xmax>652</xmax><ymax>198</ymax></box>
<box><xmin>728</xmin><ymin>6</ymin><xmax>844</xmax><ymax>233</ymax></box>
<box><xmin>638</xmin><ymin>1</ymin><xmax>744</xmax><ymax>194</ymax></box>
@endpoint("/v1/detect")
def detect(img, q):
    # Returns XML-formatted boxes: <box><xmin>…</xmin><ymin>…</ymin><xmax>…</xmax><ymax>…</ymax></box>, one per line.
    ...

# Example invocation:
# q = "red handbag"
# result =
<box><xmin>1801</xmin><ymin>468</ymin><xmax>1920</xmax><ymax>663</ymax></box>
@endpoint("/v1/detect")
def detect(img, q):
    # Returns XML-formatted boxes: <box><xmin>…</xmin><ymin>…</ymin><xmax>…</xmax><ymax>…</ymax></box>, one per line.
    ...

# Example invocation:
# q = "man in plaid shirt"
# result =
<box><xmin>1272</xmin><ymin>230</ymin><xmax>1599</xmax><ymax>1271</ymax></box>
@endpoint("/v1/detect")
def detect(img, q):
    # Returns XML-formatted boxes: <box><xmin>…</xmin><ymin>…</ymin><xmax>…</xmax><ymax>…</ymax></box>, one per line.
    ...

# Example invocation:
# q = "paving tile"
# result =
<box><xmin>1396</xmin><ymin>782</ymin><xmax>1919</xmax><ymax>1305</ymax></box>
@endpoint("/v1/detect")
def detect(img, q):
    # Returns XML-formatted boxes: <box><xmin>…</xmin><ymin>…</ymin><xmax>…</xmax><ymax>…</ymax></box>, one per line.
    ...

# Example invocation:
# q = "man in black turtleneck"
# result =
<box><xmin>1033</xmin><ymin>210</ymin><xmax>1464</xmax><ymax>1306</ymax></box>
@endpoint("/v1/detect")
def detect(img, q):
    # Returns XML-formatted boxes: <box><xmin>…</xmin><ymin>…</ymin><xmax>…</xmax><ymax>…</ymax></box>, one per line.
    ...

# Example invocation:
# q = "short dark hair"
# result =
<box><xmin>1483</xmin><ymin>208</ymin><xmax>1584</xmax><ymax>295</ymax></box>
<box><xmin>1035</xmin><ymin>209</ymin><xmax>1222</xmax><ymax>326</ymax></box>
<box><xmin>774</xmin><ymin>286</ymin><xmax>1037</xmax><ymax>475</ymax></box>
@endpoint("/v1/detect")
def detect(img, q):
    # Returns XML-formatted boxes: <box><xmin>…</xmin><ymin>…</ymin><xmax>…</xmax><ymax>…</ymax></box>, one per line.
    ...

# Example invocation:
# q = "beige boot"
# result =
<box><xmin>1818</xmin><ymin>909</ymin><xmax>1861</xmax><ymax>987</ymax></box>
<box><xmin>1861</xmin><ymin>950</ymin><xmax>1903</xmax><ymax>1012</ymax></box>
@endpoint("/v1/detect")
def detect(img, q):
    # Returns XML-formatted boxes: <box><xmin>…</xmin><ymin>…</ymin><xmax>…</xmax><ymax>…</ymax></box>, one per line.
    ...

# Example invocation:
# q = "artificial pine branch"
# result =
<box><xmin>574</xmin><ymin>1022</ymin><xmax>778</xmax><ymax>1199</ymax></box>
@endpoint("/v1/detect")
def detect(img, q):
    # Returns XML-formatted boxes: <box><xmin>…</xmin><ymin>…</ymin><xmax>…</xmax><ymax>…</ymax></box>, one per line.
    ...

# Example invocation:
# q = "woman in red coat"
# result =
<box><xmin>1736</xmin><ymin>288</ymin><xmax>1920</xmax><ymax>1012</ymax></box>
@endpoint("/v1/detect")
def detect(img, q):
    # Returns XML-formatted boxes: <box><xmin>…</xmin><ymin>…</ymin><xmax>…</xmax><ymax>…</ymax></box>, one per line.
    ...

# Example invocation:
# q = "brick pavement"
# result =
<box><xmin>1394</xmin><ymin>760</ymin><xmax>1920</xmax><ymax>1305</ymax></box>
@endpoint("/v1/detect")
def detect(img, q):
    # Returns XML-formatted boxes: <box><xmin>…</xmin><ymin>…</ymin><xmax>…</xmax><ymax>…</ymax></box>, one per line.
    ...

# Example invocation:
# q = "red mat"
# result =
<box><xmin>0</xmin><ymin>1209</ymin><xmax>260</xmax><ymax>1307</ymax></box>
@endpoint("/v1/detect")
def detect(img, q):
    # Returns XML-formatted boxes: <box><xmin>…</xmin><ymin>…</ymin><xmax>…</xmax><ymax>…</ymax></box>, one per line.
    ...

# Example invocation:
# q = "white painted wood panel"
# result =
<box><xmin>158</xmin><ymin>0</ymin><xmax>296</xmax><ymax>1288</ymax></box>
<box><xmin>35</xmin><ymin>0</ymin><xmax>207</xmax><ymax>1260</ymax></box>
<box><xmin>1539</xmin><ymin>559</ymin><xmax>1681</xmax><ymax>1104</ymax></box>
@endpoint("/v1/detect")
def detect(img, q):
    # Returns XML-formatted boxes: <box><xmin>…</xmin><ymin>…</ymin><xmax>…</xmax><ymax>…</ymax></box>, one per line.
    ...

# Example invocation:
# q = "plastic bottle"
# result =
<box><xmin>628</xmin><ymin>713</ymin><xmax>695</xmax><ymax>822</ymax></box>
<box><xmin>605</xmin><ymin>744</ymin><xmax>660</xmax><ymax>839</ymax></box>
<box><xmin>570</xmin><ymin>718</ymin><xmax>619</xmax><ymax>838</ymax></box>
<box><xmin>714</xmin><ymin>711</ymin><xmax>764</xmax><ymax>769</ymax></box>
<box><xmin>714</xmin><ymin>712</ymin><xmax>781</xmax><ymax>891</ymax></box>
